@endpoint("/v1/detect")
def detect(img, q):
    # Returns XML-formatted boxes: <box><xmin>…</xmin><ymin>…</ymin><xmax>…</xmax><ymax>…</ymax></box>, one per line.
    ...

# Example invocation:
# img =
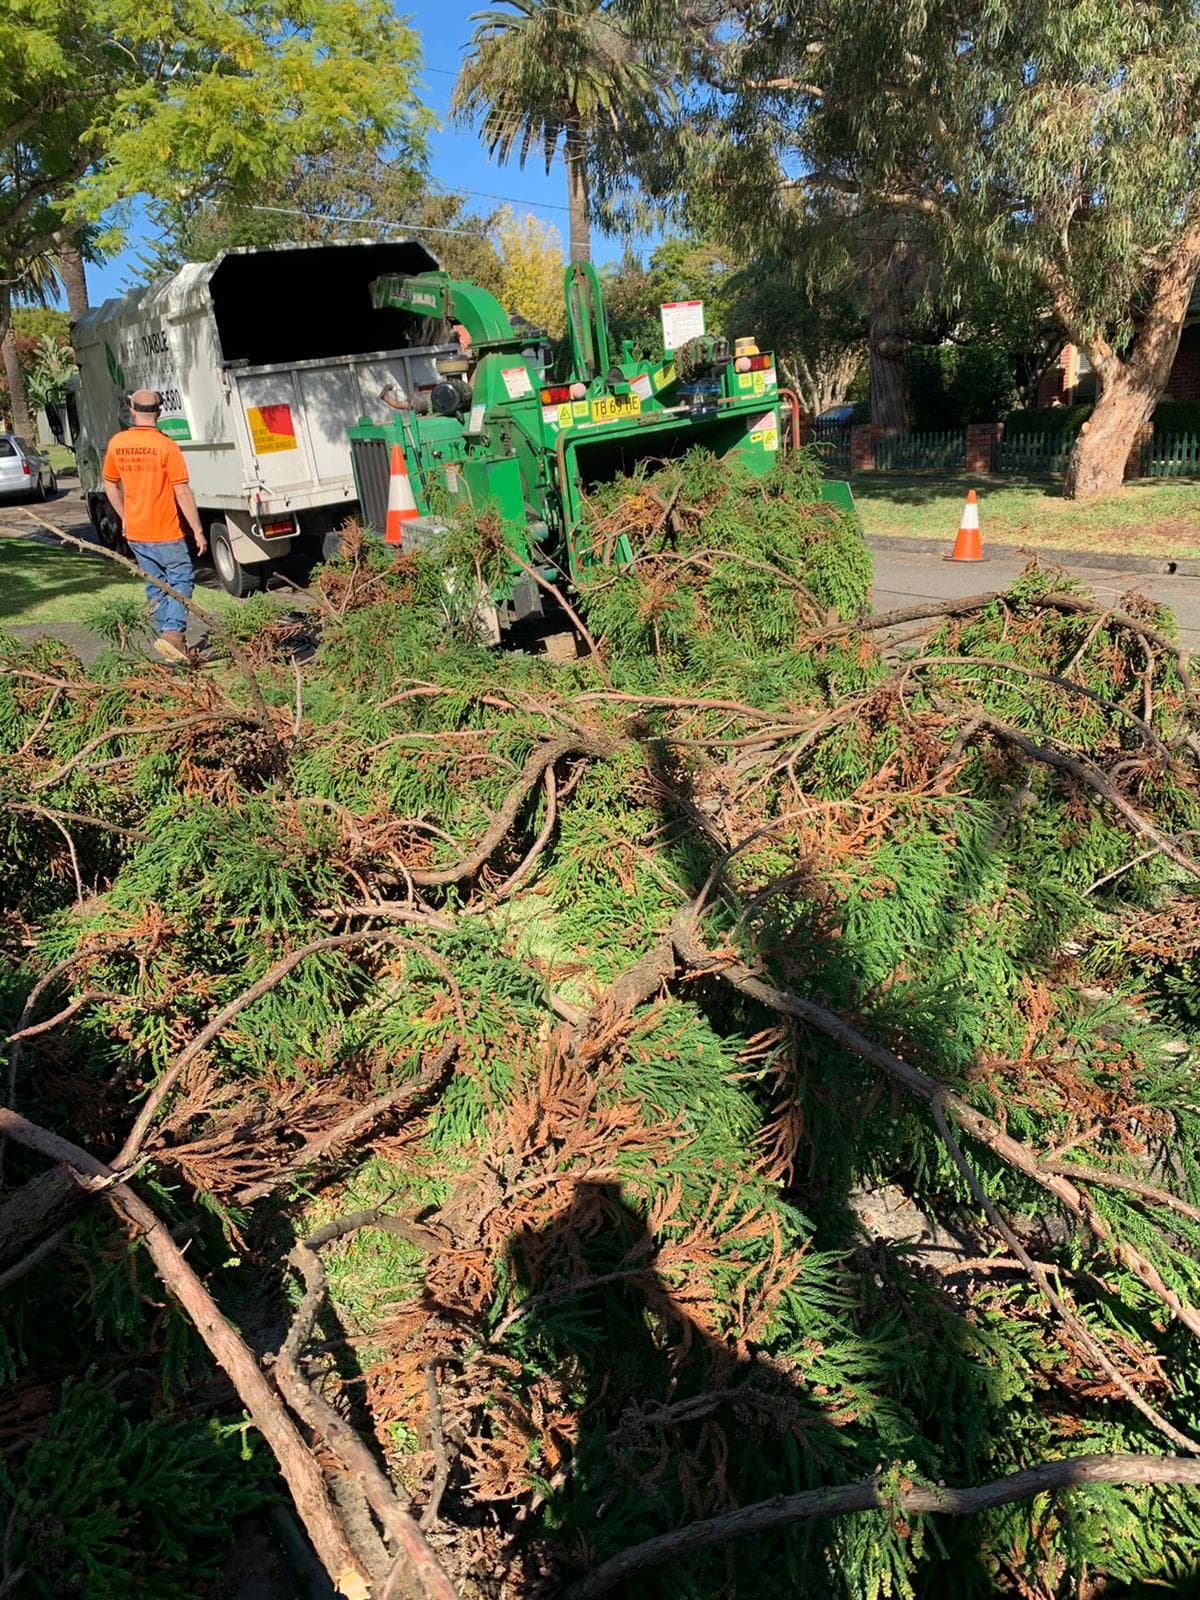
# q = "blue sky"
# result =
<box><xmin>87</xmin><ymin>0</ymin><xmax>638</xmax><ymax>303</ymax></box>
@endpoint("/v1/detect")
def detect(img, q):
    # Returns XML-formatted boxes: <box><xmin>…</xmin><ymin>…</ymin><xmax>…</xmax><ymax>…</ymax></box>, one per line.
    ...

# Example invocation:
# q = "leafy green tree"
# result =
<box><xmin>12</xmin><ymin>309</ymin><xmax>71</xmax><ymax>345</ymax></box>
<box><xmin>0</xmin><ymin>0</ymin><xmax>430</xmax><ymax>356</ymax></box>
<box><xmin>617</xmin><ymin>0</ymin><xmax>1200</xmax><ymax>496</ymax></box>
<box><xmin>25</xmin><ymin>333</ymin><xmax>76</xmax><ymax>417</ymax></box>
<box><xmin>452</xmin><ymin>0</ymin><xmax>667</xmax><ymax>263</ymax></box>
<box><xmin>601</xmin><ymin>235</ymin><xmax>737</xmax><ymax>357</ymax></box>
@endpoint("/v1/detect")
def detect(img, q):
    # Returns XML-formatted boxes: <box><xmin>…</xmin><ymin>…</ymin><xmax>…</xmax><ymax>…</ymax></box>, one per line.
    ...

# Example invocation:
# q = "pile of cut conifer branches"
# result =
<box><xmin>1</xmin><ymin>451</ymin><xmax>1199</xmax><ymax>1600</ymax></box>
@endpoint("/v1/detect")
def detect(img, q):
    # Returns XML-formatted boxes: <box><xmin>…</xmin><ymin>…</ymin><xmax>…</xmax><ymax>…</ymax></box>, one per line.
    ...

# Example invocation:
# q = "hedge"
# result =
<box><xmin>1004</xmin><ymin>398</ymin><xmax>1200</xmax><ymax>437</ymax></box>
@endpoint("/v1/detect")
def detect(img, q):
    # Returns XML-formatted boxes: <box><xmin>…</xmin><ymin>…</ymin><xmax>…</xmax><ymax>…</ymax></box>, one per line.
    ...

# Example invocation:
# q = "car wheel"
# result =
<box><xmin>209</xmin><ymin>522</ymin><xmax>264</xmax><ymax>599</ymax></box>
<box><xmin>47</xmin><ymin>471</ymin><xmax>57</xmax><ymax>496</ymax></box>
<box><xmin>33</xmin><ymin>473</ymin><xmax>46</xmax><ymax>502</ymax></box>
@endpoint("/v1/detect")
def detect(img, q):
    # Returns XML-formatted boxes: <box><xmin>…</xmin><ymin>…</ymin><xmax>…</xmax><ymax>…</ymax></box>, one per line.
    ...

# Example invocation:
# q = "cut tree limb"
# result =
<box><xmin>666</xmin><ymin>911</ymin><xmax>1200</xmax><ymax>1347</ymax></box>
<box><xmin>117</xmin><ymin>927</ymin><xmax>439</xmax><ymax>1168</ymax></box>
<box><xmin>564</xmin><ymin>1452</ymin><xmax>1200</xmax><ymax>1600</ymax></box>
<box><xmin>951</xmin><ymin>705</ymin><xmax>1200</xmax><ymax>882</ymax></box>
<box><xmin>278</xmin><ymin>1210</ymin><xmax>461</xmax><ymax>1600</ymax></box>
<box><xmin>0</xmin><ymin>1108</ymin><xmax>369</xmax><ymax>1598</ymax></box>
<box><xmin>929</xmin><ymin>1099</ymin><xmax>1199</xmax><ymax>1455</ymax></box>
<box><xmin>233</xmin><ymin>1039</ymin><xmax>459</xmax><ymax>1207</ymax></box>
<box><xmin>408</xmin><ymin>732</ymin><xmax>615</xmax><ymax>888</ymax></box>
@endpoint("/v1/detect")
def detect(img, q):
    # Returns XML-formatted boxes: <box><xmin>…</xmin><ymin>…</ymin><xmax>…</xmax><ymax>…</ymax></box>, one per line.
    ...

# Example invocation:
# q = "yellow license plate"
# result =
<box><xmin>590</xmin><ymin>394</ymin><xmax>641</xmax><ymax>423</ymax></box>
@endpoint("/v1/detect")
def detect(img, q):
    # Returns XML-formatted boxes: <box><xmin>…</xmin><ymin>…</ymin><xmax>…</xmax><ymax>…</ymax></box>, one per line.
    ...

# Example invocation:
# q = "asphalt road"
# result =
<box><xmin>869</xmin><ymin>540</ymin><xmax>1200</xmax><ymax>652</ymax></box>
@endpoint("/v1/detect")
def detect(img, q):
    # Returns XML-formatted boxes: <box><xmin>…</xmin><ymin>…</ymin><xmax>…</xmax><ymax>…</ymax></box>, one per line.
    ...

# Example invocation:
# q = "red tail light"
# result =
<box><xmin>746</xmin><ymin>354</ymin><xmax>774</xmax><ymax>371</ymax></box>
<box><xmin>20</xmin><ymin>461</ymin><xmax>30</xmax><ymax>476</ymax></box>
<box><xmin>540</xmin><ymin>386</ymin><xmax>571</xmax><ymax>405</ymax></box>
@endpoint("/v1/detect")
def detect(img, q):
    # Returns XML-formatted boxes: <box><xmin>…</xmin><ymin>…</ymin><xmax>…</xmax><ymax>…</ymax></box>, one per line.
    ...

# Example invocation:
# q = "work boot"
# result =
<box><xmin>153</xmin><ymin>631</ymin><xmax>190</xmax><ymax>664</ymax></box>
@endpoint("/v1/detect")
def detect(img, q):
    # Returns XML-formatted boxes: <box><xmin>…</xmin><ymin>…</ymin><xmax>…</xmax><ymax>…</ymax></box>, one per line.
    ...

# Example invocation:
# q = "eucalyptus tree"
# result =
<box><xmin>619</xmin><ymin>0</ymin><xmax>1200</xmax><ymax>496</ymax></box>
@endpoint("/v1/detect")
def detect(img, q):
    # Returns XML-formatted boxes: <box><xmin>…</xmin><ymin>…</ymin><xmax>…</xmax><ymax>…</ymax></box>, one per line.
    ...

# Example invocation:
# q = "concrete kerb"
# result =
<box><xmin>866</xmin><ymin>533</ymin><xmax>1200</xmax><ymax>579</ymax></box>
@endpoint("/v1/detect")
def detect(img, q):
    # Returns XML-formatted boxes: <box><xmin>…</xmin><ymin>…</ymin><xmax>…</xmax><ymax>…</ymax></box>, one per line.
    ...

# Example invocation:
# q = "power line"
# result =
<box><xmin>454</xmin><ymin>186</ymin><xmax>569</xmax><ymax>212</ymax></box>
<box><xmin>249</xmin><ymin>205</ymin><xmax>490</xmax><ymax>239</ymax></box>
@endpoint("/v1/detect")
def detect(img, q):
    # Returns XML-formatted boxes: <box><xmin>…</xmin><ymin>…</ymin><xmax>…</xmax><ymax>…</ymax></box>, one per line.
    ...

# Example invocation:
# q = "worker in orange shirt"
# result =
<box><xmin>103</xmin><ymin>389</ymin><xmax>207</xmax><ymax>663</ymax></box>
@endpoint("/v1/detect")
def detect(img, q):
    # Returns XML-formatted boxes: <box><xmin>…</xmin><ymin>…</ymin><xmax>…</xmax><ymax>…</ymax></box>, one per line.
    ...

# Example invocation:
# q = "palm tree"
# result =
<box><xmin>53</xmin><ymin>239</ymin><xmax>90</xmax><ymax>319</ymax></box>
<box><xmin>452</xmin><ymin>0</ymin><xmax>664</xmax><ymax>264</ymax></box>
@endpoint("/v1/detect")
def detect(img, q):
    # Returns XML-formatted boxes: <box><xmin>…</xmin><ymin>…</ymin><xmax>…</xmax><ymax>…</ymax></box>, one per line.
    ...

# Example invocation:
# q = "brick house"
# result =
<box><xmin>1036</xmin><ymin>282</ymin><xmax>1200</xmax><ymax>406</ymax></box>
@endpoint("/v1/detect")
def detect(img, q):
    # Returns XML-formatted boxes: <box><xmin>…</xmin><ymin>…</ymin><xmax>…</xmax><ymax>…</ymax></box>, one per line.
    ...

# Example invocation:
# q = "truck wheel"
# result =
<box><xmin>88</xmin><ymin>495</ymin><xmax>126</xmax><ymax>555</ymax></box>
<box><xmin>209</xmin><ymin>522</ymin><xmax>264</xmax><ymax>598</ymax></box>
<box><xmin>321</xmin><ymin>526</ymin><xmax>348</xmax><ymax>561</ymax></box>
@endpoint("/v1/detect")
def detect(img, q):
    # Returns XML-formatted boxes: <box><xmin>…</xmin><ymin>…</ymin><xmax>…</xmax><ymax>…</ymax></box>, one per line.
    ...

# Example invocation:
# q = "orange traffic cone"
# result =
<box><xmin>384</xmin><ymin>443</ymin><xmax>419</xmax><ymax>545</ymax></box>
<box><xmin>949</xmin><ymin>489</ymin><xmax>982</xmax><ymax>561</ymax></box>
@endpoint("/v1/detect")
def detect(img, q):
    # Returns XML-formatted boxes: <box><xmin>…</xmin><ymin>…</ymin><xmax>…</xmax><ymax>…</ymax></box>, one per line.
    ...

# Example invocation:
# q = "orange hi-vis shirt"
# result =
<box><xmin>103</xmin><ymin>427</ymin><xmax>189</xmax><ymax>543</ymax></box>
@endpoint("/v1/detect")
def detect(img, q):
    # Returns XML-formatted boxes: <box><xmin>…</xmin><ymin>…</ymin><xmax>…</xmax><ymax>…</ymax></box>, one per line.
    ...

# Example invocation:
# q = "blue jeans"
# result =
<box><xmin>129</xmin><ymin>540</ymin><xmax>193</xmax><ymax>636</ymax></box>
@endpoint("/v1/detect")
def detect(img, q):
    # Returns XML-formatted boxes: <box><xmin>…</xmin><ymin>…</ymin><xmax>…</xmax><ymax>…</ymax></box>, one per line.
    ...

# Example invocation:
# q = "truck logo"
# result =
<box><xmin>105</xmin><ymin>342</ymin><xmax>126</xmax><ymax>394</ymax></box>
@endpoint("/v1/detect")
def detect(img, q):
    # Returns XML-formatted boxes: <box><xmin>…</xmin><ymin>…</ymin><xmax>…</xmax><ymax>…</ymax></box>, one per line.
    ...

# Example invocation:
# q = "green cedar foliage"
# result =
<box><xmin>2</xmin><ymin>455</ymin><xmax>1200</xmax><ymax>1596</ymax></box>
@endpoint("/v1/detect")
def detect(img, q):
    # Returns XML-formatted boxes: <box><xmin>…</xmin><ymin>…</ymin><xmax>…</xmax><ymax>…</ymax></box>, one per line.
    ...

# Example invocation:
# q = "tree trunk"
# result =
<box><xmin>2</xmin><ymin>324</ymin><xmax>35</xmax><ymax>441</ymax></box>
<box><xmin>791</xmin><ymin>349</ymin><xmax>862</xmax><ymax>418</ymax></box>
<box><xmin>1062</xmin><ymin>372</ymin><xmax>1150</xmax><ymax>499</ymax></box>
<box><xmin>0</xmin><ymin>1166</ymin><xmax>86</xmax><ymax>1274</ymax></box>
<box><xmin>867</xmin><ymin>239</ymin><xmax>911</xmax><ymax>433</ymax></box>
<box><xmin>564</xmin><ymin>118</ymin><xmax>591</xmax><ymax>264</ymax></box>
<box><xmin>1061</xmin><ymin>226</ymin><xmax>1200</xmax><ymax>500</ymax></box>
<box><xmin>54</xmin><ymin>242</ymin><xmax>90</xmax><ymax>317</ymax></box>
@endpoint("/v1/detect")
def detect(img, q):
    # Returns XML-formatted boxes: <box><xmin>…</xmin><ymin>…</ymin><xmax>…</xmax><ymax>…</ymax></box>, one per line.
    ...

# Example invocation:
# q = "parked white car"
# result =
<box><xmin>0</xmin><ymin>434</ymin><xmax>58</xmax><ymax>501</ymax></box>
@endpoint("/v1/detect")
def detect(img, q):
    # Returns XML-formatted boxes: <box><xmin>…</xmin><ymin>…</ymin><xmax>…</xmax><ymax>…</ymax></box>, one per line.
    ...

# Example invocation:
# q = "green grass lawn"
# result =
<box><xmin>850</xmin><ymin>471</ymin><xmax>1200</xmax><ymax>556</ymax></box>
<box><xmin>0</xmin><ymin>536</ymin><xmax>136</xmax><ymax>625</ymax></box>
<box><xmin>0</xmin><ymin>536</ymin><xmax>242</xmax><ymax>628</ymax></box>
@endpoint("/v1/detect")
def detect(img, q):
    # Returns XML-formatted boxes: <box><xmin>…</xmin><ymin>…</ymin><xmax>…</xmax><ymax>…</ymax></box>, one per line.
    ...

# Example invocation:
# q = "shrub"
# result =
<box><xmin>908</xmin><ymin>343</ymin><xmax>1018</xmax><ymax>428</ymax></box>
<box><xmin>1003</xmin><ymin>403</ymin><xmax>1094</xmax><ymax>436</ymax></box>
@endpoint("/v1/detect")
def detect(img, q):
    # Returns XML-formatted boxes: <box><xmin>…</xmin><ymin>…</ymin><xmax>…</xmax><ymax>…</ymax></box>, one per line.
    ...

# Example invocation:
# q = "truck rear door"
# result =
<box><xmin>232</xmin><ymin>369</ymin><xmax>326</xmax><ymax>498</ymax></box>
<box><xmin>233</xmin><ymin>349</ymin><xmax>457</xmax><ymax>504</ymax></box>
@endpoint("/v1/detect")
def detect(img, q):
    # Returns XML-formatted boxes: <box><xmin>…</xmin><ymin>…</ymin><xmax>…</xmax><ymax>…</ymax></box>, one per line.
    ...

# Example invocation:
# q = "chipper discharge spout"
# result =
<box><xmin>348</xmin><ymin>262</ymin><xmax>792</xmax><ymax>634</ymax></box>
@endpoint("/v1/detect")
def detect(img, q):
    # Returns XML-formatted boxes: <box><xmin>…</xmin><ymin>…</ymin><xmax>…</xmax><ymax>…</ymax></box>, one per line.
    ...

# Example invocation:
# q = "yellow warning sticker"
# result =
<box><xmin>747</xmin><ymin>411</ymin><xmax>779</xmax><ymax>453</ymax></box>
<box><xmin>557</xmin><ymin>403</ymin><xmax>573</xmax><ymax>430</ymax></box>
<box><xmin>572</xmin><ymin>400</ymin><xmax>588</xmax><ymax>418</ymax></box>
<box><xmin>652</xmin><ymin>363</ymin><xmax>676</xmax><ymax>392</ymax></box>
<box><xmin>737</xmin><ymin>373</ymin><xmax>752</xmax><ymax>391</ymax></box>
<box><xmin>247</xmin><ymin>404</ymin><xmax>297</xmax><ymax>454</ymax></box>
<box><xmin>753</xmin><ymin>372</ymin><xmax>765</xmax><ymax>396</ymax></box>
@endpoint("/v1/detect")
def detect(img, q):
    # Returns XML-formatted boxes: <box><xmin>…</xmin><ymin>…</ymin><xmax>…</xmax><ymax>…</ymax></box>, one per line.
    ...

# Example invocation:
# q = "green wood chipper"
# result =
<box><xmin>348</xmin><ymin>260</ymin><xmax>851</xmax><ymax>633</ymax></box>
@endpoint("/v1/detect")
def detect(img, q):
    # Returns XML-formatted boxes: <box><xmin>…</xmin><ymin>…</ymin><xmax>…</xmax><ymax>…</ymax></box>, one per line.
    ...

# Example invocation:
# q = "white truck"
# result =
<box><xmin>70</xmin><ymin>238</ymin><xmax>456</xmax><ymax>595</ymax></box>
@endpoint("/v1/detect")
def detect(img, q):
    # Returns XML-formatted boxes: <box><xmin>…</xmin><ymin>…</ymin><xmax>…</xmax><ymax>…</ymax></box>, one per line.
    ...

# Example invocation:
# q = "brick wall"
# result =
<box><xmin>1039</xmin><ymin>325</ymin><xmax>1200</xmax><ymax>408</ymax></box>
<box><xmin>849</xmin><ymin>424</ymin><xmax>878</xmax><ymax>472</ymax></box>
<box><xmin>1036</xmin><ymin>345</ymin><xmax>1072</xmax><ymax>407</ymax></box>
<box><xmin>1163</xmin><ymin>326</ymin><xmax>1200</xmax><ymax>402</ymax></box>
<box><xmin>966</xmin><ymin>422</ymin><xmax>1002</xmax><ymax>474</ymax></box>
